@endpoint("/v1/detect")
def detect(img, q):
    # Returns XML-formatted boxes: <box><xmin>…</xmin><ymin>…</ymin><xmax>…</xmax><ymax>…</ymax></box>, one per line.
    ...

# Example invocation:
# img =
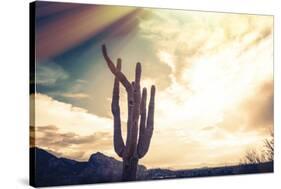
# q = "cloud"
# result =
<box><xmin>33</xmin><ymin>93</ymin><xmax>112</xmax><ymax>136</ymax></box>
<box><xmin>31</xmin><ymin>125</ymin><xmax>113</xmax><ymax>160</ymax></box>
<box><xmin>215</xmin><ymin>79</ymin><xmax>273</xmax><ymax>134</ymax></box>
<box><xmin>36</xmin><ymin>61</ymin><xmax>69</xmax><ymax>86</ymax></box>
<box><xmin>47</xmin><ymin>80</ymin><xmax>90</xmax><ymax>99</ymax></box>
<box><xmin>31</xmin><ymin>11</ymin><xmax>273</xmax><ymax>169</ymax></box>
<box><xmin>138</xmin><ymin>10</ymin><xmax>273</xmax><ymax>84</ymax></box>
<box><xmin>241</xmin><ymin>80</ymin><xmax>273</xmax><ymax>130</ymax></box>
<box><xmin>135</xmin><ymin>11</ymin><xmax>273</xmax><ymax>168</ymax></box>
<box><xmin>136</xmin><ymin>10</ymin><xmax>273</xmax><ymax>132</ymax></box>
<box><xmin>60</xmin><ymin>92</ymin><xmax>90</xmax><ymax>99</ymax></box>
<box><xmin>140</xmin><ymin>125</ymin><xmax>267</xmax><ymax>169</ymax></box>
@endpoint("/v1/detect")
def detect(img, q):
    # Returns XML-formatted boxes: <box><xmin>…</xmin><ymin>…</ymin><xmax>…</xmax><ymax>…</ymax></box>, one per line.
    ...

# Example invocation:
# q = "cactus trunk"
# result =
<box><xmin>122</xmin><ymin>156</ymin><xmax>139</xmax><ymax>181</ymax></box>
<box><xmin>102</xmin><ymin>44</ymin><xmax>156</xmax><ymax>181</ymax></box>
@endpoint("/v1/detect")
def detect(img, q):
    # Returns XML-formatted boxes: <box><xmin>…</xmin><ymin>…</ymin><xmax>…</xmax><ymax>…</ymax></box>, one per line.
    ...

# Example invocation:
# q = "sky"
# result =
<box><xmin>31</xmin><ymin>1</ymin><xmax>273</xmax><ymax>169</ymax></box>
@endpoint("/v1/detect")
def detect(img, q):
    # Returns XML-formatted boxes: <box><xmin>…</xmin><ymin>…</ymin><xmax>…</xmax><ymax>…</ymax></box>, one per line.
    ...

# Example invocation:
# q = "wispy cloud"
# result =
<box><xmin>31</xmin><ymin>125</ymin><xmax>112</xmax><ymax>160</ymax></box>
<box><xmin>31</xmin><ymin>93</ymin><xmax>117</xmax><ymax>160</ymax></box>
<box><xmin>136</xmin><ymin>11</ymin><xmax>273</xmax><ymax>168</ymax></box>
<box><xmin>36</xmin><ymin>61</ymin><xmax>69</xmax><ymax>86</ymax></box>
<box><xmin>139</xmin><ymin>11</ymin><xmax>273</xmax><ymax>84</ymax></box>
<box><xmin>60</xmin><ymin>92</ymin><xmax>90</xmax><ymax>99</ymax></box>
<box><xmin>33</xmin><ymin>9</ymin><xmax>273</xmax><ymax>169</ymax></box>
<box><xmin>33</xmin><ymin>93</ymin><xmax>112</xmax><ymax>135</ymax></box>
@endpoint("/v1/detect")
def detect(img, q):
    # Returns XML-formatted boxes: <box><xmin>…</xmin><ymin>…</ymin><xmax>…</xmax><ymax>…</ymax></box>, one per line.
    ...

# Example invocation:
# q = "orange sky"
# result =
<box><xmin>31</xmin><ymin>5</ymin><xmax>273</xmax><ymax>169</ymax></box>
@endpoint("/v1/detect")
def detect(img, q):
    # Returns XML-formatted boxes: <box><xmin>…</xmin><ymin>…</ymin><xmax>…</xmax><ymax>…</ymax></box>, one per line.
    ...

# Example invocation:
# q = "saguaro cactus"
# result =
<box><xmin>102</xmin><ymin>44</ymin><xmax>156</xmax><ymax>181</ymax></box>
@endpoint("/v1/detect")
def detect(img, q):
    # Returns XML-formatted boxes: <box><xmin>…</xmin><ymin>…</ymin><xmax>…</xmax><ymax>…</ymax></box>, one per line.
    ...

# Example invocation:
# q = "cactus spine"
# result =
<box><xmin>102</xmin><ymin>44</ymin><xmax>156</xmax><ymax>181</ymax></box>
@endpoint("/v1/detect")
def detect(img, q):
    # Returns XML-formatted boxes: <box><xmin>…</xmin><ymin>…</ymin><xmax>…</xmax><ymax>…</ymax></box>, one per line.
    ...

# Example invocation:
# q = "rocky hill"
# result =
<box><xmin>30</xmin><ymin>147</ymin><xmax>273</xmax><ymax>187</ymax></box>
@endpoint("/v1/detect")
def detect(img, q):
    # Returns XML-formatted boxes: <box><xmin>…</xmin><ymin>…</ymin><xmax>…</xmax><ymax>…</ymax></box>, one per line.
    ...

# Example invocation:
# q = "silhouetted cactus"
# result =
<box><xmin>102</xmin><ymin>44</ymin><xmax>156</xmax><ymax>181</ymax></box>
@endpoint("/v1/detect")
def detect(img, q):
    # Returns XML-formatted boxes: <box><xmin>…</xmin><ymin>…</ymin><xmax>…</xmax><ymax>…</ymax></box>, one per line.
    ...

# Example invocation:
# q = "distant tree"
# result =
<box><xmin>241</xmin><ymin>130</ymin><xmax>274</xmax><ymax>164</ymax></box>
<box><xmin>243</xmin><ymin>148</ymin><xmax>266</xmax><ymax>164</ymax></box>
<box><xmin>263</xmin><ymin>131</ymin><xmax>274</xmax><ymax>161</ymax></box>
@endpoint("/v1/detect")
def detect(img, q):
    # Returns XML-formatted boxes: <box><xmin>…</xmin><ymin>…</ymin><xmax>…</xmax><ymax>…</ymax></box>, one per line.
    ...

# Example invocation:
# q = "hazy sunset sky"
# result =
<box><xmin>31</xmin><ymin>1</ymin><xmax>273</xmax><ymax>169</ymax></box>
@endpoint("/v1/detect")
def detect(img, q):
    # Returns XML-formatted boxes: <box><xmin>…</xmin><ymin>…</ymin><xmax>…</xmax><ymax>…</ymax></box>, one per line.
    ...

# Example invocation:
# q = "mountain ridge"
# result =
<box><xmin>30</xmin><ymin>147</ymin><xmax>147</xmax><ymax>187</ymax></box>
<box><xmin>30</xmin><ymin>147</ymin><xmax>273</xmax><ymax>187</ymax></box>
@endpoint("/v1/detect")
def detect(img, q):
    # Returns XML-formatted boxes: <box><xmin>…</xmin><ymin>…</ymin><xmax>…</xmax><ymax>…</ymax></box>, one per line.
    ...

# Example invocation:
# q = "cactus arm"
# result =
<box><xmin>133</xmin><ymin>63</ymin><xmax>141</xmax><ymax>121</ymax></box>
<box><xmin>102</xmin><ymin>44</ymin><xmax>131</xmax><ymax>91</ymax></box>
<box><xmin>146</xmin><ymin>85</ymin><xmax>155</xmax><ymax>135</ymax></box>
<box><xmin>112</xmin><ymin>59</ymin><xmax>125</xmax><ymax>158</ymax></box>
<box><xmin>101</xmin><ymin>44</ymin><xmax>156</xmax><ymax>181</ymax></box>
<box><xmin>137</xmin><ymin>85</ymin><xmax>155</xmax><ymax>158</ymax></box>
<box><xmin>137</xmin><ymin>88</ymin><xmax>147</xmax><ymax>158</ymax></box>
<box><xmin>129</xmin><ymin>64</ymin><xmax>142</xmax><ymax>155</ymax></box>
<box><xmin>124</xmin><ymin>64</ymin><xmax>141</xmax><ymax>158</ymax></box>
<box><xmin>102</xmin><ymin>44</ymin><xmax>116</xmax><ymax>73</ymax></box>
<box><xmin>102</xmin><ymin>44</ymin><xmax>155</xmax><ymax>165</ymax></box>
<box><xmin>122</xmin><ymin>83</ymin><xmax>134</xmax><ymax>158</ymax></box>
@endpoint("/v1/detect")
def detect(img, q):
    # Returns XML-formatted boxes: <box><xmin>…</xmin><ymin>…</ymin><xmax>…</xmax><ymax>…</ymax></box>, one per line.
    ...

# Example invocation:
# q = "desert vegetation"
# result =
<box><xmin>241</xmin><ymin>131</ymin><xmax>273</xmax><ymax>164</ymax></box>
<box><xmin>102</xmin><ymin>44</ymin><xmax>156</xmax><ymax>181</ymax></box>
